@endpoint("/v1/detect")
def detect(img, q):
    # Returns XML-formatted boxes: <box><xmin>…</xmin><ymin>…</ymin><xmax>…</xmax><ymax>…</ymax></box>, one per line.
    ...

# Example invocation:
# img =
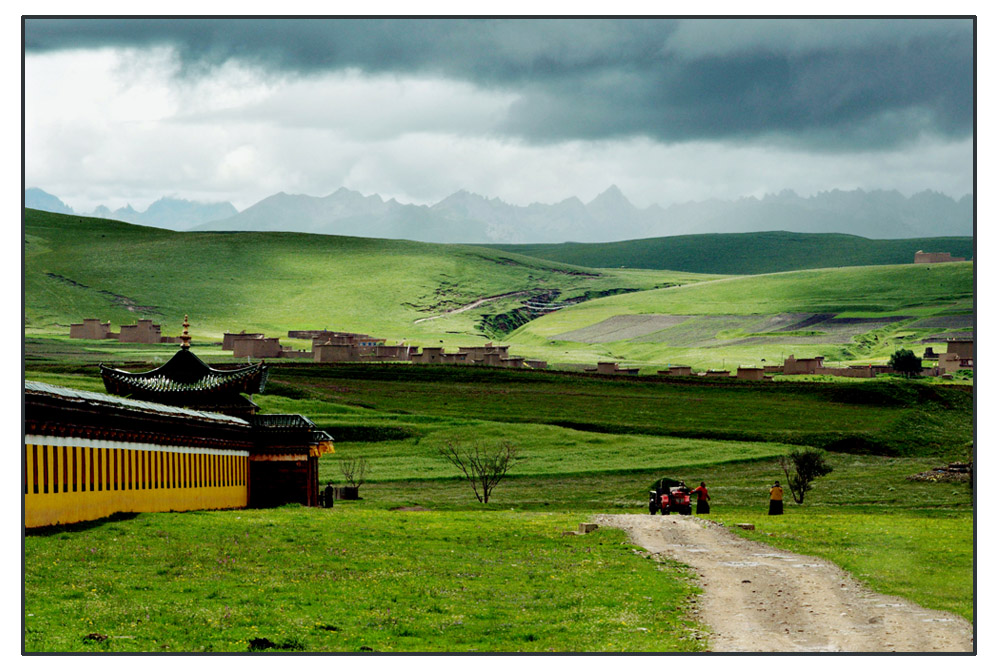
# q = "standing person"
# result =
<box><xmin>769</xmin><ymin>480</ymin><xmax>784</xmax><ymax>515</ymax></box>
<box><xmin>691</xmin><ymin>481</ymin><xmax>711</xmax><ymax>514</ymax></box>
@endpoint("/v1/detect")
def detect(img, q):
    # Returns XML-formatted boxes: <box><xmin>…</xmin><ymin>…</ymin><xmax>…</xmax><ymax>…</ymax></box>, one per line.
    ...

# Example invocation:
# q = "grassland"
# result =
<box><xmin>22</xmin><ymin>354</ymin><xmax>973</xmax><ymax>652</ymax></box>
<box><xmin>24</xmin><ymin>209</ymin><xmax>709</xmax><ymax>349</ymax></box>
<box><xmin>507</xmin><ymin>262</ymin><xmax>973</xmax><ymax>370</ymax></box>
<box><xmin>25</xmin><ymin>210</ymin><xmax>973</xmax><ymax>373</ymax></box>
<box><xmin>24</xmin><ymin>508</ymin><xmax>707</xmax><ymax>652</ymax></box>
<box><xmin>22</xmin><ymin>210</ymin><xmax>974</xmax><ymax>651</ymax></box>
<box><xmin>487</xmin><ymin>231</ymin><xmax>974</xmax><ymax>275</ymax></box>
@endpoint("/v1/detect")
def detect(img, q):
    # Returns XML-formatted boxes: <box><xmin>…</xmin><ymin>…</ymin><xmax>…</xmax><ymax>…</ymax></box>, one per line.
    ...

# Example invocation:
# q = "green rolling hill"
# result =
<box><xmin>24</xmin><ymin>210</ymin><xmax>973</xmax><ymax>373</ymax></box>
<box><xmin>486</xmin><ymin>231</ymin><xmax>974</xmax><ymax>274</ymax></box>
<box><xmin>23</xmin><ymin>209</ymin><xmax>711</xmax><ymax>348</ymax></box>
<box><xmin>507</xmin><ymin>262</ymin><xmax>974</xmax><ymax>370</ymax></box>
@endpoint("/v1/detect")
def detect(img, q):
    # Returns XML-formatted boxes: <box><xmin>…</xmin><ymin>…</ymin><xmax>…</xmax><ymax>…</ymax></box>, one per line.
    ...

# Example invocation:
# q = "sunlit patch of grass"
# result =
<box><xmin>24</xmin><ymin>508</ymin><xmax>707</xmax><ymax>652</ymax></box>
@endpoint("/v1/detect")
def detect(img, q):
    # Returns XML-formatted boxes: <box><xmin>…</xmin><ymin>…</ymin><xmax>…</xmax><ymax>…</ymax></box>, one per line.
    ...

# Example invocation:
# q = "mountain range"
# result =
<box><xmin>24</xmin><ymin>188</ymin><xmax>238</xmax><ymax>231</ymax></box>
<box><xmin>25</xmin><ymin>185</ymin><xmax>972</xmax><ymax>243</ymax></box>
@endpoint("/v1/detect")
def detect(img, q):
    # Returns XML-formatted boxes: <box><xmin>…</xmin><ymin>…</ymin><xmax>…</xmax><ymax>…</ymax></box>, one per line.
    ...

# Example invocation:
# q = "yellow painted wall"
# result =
<box><xmin>24</xmin><ymin>441</ymin><xmax>248</xmax><ymax>528</ymax></box>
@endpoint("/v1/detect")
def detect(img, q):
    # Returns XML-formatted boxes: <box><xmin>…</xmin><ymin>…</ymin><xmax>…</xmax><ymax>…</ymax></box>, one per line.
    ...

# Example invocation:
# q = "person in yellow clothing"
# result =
<box><xmin>769</xmin><ymin>481</ymin><xmax>784</xmax><ymax>515</ymax></box>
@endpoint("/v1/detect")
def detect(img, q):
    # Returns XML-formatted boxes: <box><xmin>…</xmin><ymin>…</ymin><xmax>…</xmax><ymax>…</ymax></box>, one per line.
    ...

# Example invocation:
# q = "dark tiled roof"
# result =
<box><xmin>251</xmin><ymin>414</ymin><xmax>333</xmax><ymax>445</ymax></box>
<box><xmin>100</xmin><ymin>348</ymin><xmax>267</xmax><ymax>399</ymax></box>
<box><xmin>251</xmin><ymin>414</ymin><xmax>316</xmax><ymax>429</ymax></box>
<box><xmin>24</xmin><ymin>380</ymin><xmax>249</xmax><ymax>426</ymax></box>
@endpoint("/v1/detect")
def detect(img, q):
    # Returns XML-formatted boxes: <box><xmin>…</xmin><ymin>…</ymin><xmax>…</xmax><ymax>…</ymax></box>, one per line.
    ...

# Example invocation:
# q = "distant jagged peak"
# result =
<box><xmin>434</xmin><ymin>189</ymin><xmax>495</xmax><ymax>208</ymax></box>
<box><xmin>24</xmin><ymin>187</ymin><xmax>74</xmax><ymax>215</ymax></box>
<box><xmin>324</xmin><ymin>186</ymin><xmax>384</xmax><ymax>204</ymax></box>
<box><xmin>587</xmin><ymin>185</ymin><xmax>638</xmax><ymax>211</ymax></box>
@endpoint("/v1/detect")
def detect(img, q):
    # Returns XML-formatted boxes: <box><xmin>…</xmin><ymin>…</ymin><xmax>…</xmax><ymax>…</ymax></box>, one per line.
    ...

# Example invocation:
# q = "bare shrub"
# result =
<box><xmin>339</xmin><ymin>456</ymin><xmax>369</xmax><ymax>490</ymax></box>
<box><xmin>439</xmin><ymin>440</ymin><xmax>519</xmax><ymax>504</ymax></box>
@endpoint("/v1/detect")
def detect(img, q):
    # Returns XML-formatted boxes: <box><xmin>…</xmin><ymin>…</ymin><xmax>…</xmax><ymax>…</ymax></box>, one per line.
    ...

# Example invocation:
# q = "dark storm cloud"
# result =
<box><xmin>24</xmin><ymin>17</ymin><xmax>972</xmax><ymax>149</ymax></box>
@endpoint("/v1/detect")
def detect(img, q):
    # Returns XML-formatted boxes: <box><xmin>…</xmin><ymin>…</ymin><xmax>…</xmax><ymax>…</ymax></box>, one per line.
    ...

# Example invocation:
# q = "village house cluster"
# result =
<box><xmin>70</xmin><ymin>318</ymin><xmax>183</xmax><ymax>344</ymax></box>
<box><xmin>641</xmin><ymin>339</ymin><xmax>972</xmax><ymax>380</ymax></box>
<box><xmin>70</xmin><ymin>318</ymin><xmax>549</xmax><ymax>369</ymax></box>
<box><xmin>69</xmin><ymin>318</ymin><xmax>971</xmax><ymax>379</ymax></box>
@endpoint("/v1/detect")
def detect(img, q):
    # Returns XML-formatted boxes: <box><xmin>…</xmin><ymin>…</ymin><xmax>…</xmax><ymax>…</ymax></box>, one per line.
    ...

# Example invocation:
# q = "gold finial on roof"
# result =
<box><xmin>180</xmin><ymin>314</ymin><xmax>192</xmax><ymax>349</ymax></box>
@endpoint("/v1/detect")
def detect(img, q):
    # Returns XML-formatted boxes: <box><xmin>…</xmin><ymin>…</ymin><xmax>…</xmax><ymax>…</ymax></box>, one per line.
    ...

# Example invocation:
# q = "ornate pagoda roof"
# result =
<box><xmin>99</xmin><ymin>317</ymin><xmax>267</xmax><ymax>416</ymax></box>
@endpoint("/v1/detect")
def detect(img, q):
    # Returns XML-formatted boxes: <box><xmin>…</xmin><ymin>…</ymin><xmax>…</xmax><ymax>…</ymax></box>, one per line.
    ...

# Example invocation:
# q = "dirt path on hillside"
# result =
<box><xmin>593</xmin><ymin>514</ymin><xmax>973</xmax><ymax>653</ymax></box>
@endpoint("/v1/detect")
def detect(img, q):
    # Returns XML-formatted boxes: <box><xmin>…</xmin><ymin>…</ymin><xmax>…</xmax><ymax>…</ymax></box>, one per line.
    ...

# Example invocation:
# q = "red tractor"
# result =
<box><xmin>648</xmin><ymin>478</ymin><xmax>692</xmax><ymax>515</ymax></box>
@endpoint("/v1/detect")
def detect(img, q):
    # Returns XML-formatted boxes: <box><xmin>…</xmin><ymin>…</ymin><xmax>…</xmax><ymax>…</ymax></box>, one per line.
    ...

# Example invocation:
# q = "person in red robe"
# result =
<box><xmin>691</xmin><ymin>481</ymin><xmax>710</xmax><ymax>514</ymax></box>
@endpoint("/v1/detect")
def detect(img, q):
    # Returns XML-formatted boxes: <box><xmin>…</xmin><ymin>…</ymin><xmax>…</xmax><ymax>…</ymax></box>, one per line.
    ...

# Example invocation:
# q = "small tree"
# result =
<box><xmin>779</xmin><ymin>449</ymin><xmax>833</xmax><ymax>504</ymax></box>
<box><xmin>439</xmin><ymin>440</ymin><xmax>519</xmax><ymax>504</ymax></box>
<box><xmin>889</xmin><ymin>348</ymin><xmax>923</xmax><ymax>378</ymax></box>
<box><xmin>339</xmin><ymin>456</ymin><xmax>369</xmax><ymax>491</ymax></box>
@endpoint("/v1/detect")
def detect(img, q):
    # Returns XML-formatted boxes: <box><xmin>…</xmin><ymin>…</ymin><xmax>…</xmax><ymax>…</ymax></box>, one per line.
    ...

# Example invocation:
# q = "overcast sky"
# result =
<box><xmin>24</xmin><ymin>17</ymin><xmax>974</xmax><ymax>212</ymax></box>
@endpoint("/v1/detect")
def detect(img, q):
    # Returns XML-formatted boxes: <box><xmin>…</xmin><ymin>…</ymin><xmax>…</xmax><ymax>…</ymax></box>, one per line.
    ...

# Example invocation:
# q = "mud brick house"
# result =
<box><xmin>410</xmin><ymin>347</ymin><xmax>469</xmax><ymax>365</ymax></box>
<box><xmin>313</xmin><ymin>342</ymin><xmax>362</xmax><ymax>362</ymax></box>
<box><xmin>232</xmin><ymin>336</ymin><xmax>283</xmax><ymax>359</ymax></box>
<box><xmin>782</xmin><ymin>355</ymin><xmax>826</xmax><ymax>375</ymax></box>
<box><xmin>312</xmin><ymin>341</ymin><xmax>411</xmax><ymax>363</ymax></box>
<box><xmin>307</xmin><ymin>332</ymin><xmax>385</xmax><ymax>348</ymax></box>
<box><xmin>587</xmin><ymin>361</ymin><xmax>639</xmax><ymax>375</ymax></box>
<box><xmin>824</xmin><ymin>364</ymin><xmax>893</xmax><ymax>378</ymax></box>
<box><xmin>24</xmin><ymin>318</ymin><xmax>332</xmax><ymax>529</ymax></box>
<box><xmin>222</xmin><ymin>331</ymin><xmax>265</xmax><ymax>351</ymax></box>
<box><xmin>458</xmin><ymin>343</ymin><xmax>510</xmax><ymax>361</ymax></box>
<box><xmin>914</xmin><ymin>251</ymin><xmax>966</xmax><ymax>264</ymax></box>
<box><xmin>69</xmin><ymin>318</ymin><xmax>113</xmax><ymax>340</ymax></box>
<box><xmin>118</xmin><ymin>319</ymin><xmax>164</xmax><ymax>344</ymax></box>
<box><xmin>736</xmin><ymin>367</ymin><xmax>768</xmax><ymax>381</ymax></box>
<box><xmin>947</xmin><ymin>339</ymin><xmax>974</xmax><ymax>362</ymax></box>
<box><xmin>289</xmin><ymin>329</ymin><xmax>336</xmax><ymax>340</ymax></box>
<box><xmin>658</xmin><ymin>366</ymin><xmax>693</xmax><ymax>376</ymax></box>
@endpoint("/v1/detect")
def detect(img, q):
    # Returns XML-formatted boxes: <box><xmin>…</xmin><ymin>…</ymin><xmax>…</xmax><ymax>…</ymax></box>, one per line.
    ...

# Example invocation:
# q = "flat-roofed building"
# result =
<box><xmin>232</xmin><ymin>337</ymin><xmax>283</xmax><ymax>359</ymax></box>
<box><xmin>119</xmin><ymin>319</ymin><xmax>164</xmax><ymax>344</ymax></box>
<box><xmin>222</xmin><ymin>331</ymin><xmax>265</xmax><ymax>350</ymax></box>
<box><xmin>914</xmin><ymin>251</ymin><xmax>966</xmax><ymax>264</ymax></box>
<box><xmin>70</xmin><ymin>318</ymin><xmax>112</xmax><ymax>340</ymax></box>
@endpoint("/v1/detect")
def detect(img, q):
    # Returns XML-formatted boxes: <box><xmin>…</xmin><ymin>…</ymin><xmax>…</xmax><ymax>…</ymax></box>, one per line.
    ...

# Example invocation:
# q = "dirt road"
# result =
<box><xmin>594</xmin><ymin>514</ymin><xmax>973</xmax><ymax>653</ymax></box>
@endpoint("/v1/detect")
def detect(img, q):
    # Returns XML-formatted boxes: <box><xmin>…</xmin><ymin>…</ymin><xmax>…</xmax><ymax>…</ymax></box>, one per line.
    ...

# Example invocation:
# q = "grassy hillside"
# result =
<box><xmin>486</xmin><ymin>231</ymin><xmax>974</xmax><ymax>274</ymax></box>
<box><xmin>24</xmin><ymin>210</ymin><xmax>973</xmax><ymax>372</ymax></box>
<box><xmin>506</xmin><ymin>262</ymin><xmax>973</xmax><ymax>370</ymax></box>
<box><xmin>24</xmin><ymin>209</ymin><xmax>712</xmax><ymax>348</ymax></box>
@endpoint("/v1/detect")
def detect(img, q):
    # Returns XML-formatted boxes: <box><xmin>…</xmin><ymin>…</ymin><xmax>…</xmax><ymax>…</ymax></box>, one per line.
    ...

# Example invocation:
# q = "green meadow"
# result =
<box><xmin>24</xmin><ymin>508</ymin><xmax>707</xmax><ymax>652</ymax></box>
<box><xmin>25</xmin><ymin>358</ymin><xmax>973</xmax><ymax>652</ymax></box>
<box><xmin>487</xmin><ymin>230</ymin><xmax>974</xmax><ymax>275</ymax></box>
<box><xmin>25</xmin><ymin>210</ymin><xmax>973</xmax><ymax>373</ymax></box>
<box><xmin>25</xmin><ymin>209</ymin><xmax>707</xmax><ymax>350</ymax></box>
<box><xmin>508</xmin><ymin>262</ymin><xmax>973</xmax><ymax>370</ymax></box>
<box><xmin>22</xmin><ymin>210</ymin><xmax>974</xmax><ymax>651</ymax></box>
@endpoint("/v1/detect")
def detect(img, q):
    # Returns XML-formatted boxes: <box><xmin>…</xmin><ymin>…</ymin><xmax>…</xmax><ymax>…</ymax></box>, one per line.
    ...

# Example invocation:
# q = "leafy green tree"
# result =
<box><xmin>779</xmin><ymin>449</ymin><xmax>833</xmax><ymax>504</ymax></box>
<box><xmin>889</xmin><ymin>348</ymin><xmax>923</xmax><ymax>378</ymax></box>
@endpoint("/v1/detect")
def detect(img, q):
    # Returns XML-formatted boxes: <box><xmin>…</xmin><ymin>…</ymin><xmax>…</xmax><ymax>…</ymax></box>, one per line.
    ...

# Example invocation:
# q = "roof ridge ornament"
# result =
<box><xmin>180</xmin><ymin>315</ymin><xmax>192</xmax><ymax>349</ymax></box>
